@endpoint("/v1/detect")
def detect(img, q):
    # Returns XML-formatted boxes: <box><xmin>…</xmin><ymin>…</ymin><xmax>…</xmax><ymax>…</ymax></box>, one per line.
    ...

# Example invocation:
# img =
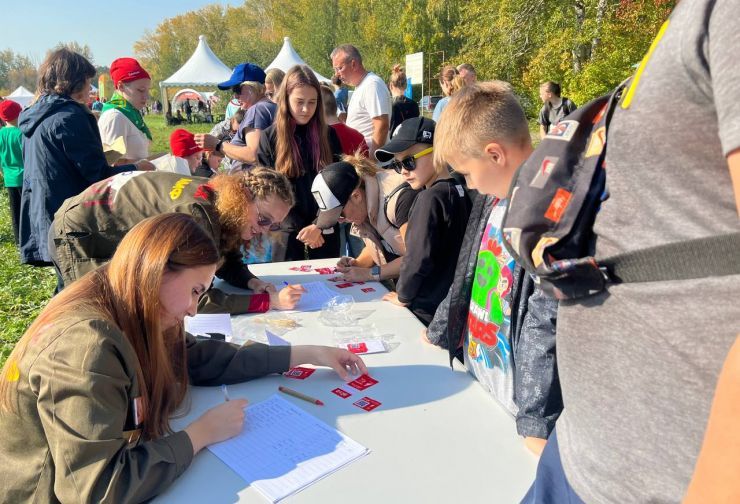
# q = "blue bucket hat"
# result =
<box><xmin>217</xmin><ymin>63</ymin><xmax>266</xmax><ymax>90</ymax></box>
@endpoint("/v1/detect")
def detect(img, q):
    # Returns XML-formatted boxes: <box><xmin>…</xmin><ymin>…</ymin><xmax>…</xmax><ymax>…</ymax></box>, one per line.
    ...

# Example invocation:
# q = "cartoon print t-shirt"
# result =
<box><xmin>463</xmin><ymin>198</ymin><xmax>518</xmax><ymax>416</ymax></box>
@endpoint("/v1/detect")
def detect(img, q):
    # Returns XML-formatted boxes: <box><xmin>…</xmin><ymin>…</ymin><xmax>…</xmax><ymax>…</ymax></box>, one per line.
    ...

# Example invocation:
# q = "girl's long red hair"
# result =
<box><xmin>0</xmin><ymin>213</ymin><xmax>219</xmax><ymax>440</ymax></box>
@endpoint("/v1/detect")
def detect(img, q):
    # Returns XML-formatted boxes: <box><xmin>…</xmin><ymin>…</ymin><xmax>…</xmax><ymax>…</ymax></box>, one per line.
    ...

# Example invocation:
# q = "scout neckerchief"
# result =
<box><xmin>102</xmin><ymin>92</ymin><xmax>153</xmax><ymax>140</ymax></box>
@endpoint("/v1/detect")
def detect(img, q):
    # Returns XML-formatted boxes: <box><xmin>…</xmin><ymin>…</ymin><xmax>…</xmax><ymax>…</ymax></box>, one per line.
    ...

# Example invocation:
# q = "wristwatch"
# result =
<box><xmin>215</xmin><ymin>139</ymin><xmax>224</xmax><ymax>154</ymax></box>
<box><xmin>370</xmin><ymin>265</ymin><xmax>381</xmax><ymax>281</ymax></box>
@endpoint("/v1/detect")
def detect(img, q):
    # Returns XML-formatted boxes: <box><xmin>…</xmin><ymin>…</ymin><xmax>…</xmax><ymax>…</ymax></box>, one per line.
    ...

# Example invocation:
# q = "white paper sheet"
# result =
<box><xmin>208</xmin><ymin>394</ymin><xmax>369</xmax><ymax>503</ymax></box>
<box><xmin>151</xmin><ymin>153</ymin><xmax>191</xmax><ymax>175</ymax></box>
<box><xmin>184</xmin><ymin>314</ymin><xmax>233</xmax><ymax>341</ymax></box>
<box><xmin>291</xmin><ymin>281</ymin><xmax>338</xmax><ymax>312</ymax></box>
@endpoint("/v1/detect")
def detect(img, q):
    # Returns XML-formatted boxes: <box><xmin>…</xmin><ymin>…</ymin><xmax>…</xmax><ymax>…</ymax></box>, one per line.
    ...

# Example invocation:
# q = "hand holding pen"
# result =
<box><xmin>183</xmin><ymin>385</ymin><xmax>247</xmax><ymax>455</ymax></box>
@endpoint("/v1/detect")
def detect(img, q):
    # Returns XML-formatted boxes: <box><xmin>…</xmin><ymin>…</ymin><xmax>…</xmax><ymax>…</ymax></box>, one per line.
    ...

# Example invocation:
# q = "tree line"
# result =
<box><xmin>133</xmin><ymin>0</ymin><xmax>674</xmax><ymax>116</ymax></box>
<box><xmin>0</xmin><ymin>1</ymin><xmax>674</xmax><ymax>116</ymax></box>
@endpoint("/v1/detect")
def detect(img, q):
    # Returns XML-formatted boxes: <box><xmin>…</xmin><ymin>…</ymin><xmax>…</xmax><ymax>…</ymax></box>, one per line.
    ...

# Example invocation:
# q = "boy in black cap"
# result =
<box><xmin>309</xmin><ymin>154</ymin><xmax>417</xmax><ymax>282</ymax></box>
<box><xmin>376</xmin><ymin>117</ymin><xmax>472</xmax><ymax>326</ymax></box>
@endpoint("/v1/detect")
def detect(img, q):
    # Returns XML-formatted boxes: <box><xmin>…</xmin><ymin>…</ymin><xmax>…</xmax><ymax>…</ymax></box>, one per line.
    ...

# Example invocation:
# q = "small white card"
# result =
<box><xmin>184</xmin><ymin>314</ymin><xmax>233</xmax><ymax>342</ymax></box>
<box><xmin>338</xmin><ymin>339</ymin><xmax>387</xmax><ymax>355</ymax></box>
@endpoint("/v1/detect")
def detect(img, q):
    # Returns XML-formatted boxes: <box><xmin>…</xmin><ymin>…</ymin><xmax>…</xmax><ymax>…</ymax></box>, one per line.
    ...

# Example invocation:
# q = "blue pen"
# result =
<box><xmin>283</xmin><ymin>281</ymin><xmax>289</xmax><ymax>287</ymax></box>
<box><xmin>221</xmin><ymin>384</ymin><xmax>231</xmax><ymax>402</ymax></box>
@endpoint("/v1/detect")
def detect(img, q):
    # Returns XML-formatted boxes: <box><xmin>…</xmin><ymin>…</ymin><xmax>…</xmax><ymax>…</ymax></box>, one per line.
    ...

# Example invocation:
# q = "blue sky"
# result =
<box><xmin>3</xmin><ymin>0</ymin><xmax>242</xmax><ymax>66</ymax></box>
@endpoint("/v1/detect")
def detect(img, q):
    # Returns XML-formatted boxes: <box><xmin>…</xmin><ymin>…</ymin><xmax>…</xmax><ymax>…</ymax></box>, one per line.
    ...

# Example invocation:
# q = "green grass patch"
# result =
<box><xmin>0</xmin><ymin>190</ymin><xmax>55</xmax><ymax>367</ymax></box>
<box><xmin>144</xmin><ymin>114</ymin><xmax>215</xmax><ymax>154</ymax></box>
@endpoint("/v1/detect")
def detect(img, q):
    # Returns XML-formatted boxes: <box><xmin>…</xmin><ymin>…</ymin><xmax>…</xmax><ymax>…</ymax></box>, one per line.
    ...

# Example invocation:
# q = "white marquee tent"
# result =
<box><xmin>6</xmin><ymin>86</ymin><xmax>34</xmax><ymax>109</ymax></box>
<box><xmin>159</xmin><ymin>35</ymin><xmax>233</xmax><ymax>109</ymax></box>
<box><xmin>266</xmin><ymin>37</ymin><xmax>331</xmax><ymax>83</ymax></box>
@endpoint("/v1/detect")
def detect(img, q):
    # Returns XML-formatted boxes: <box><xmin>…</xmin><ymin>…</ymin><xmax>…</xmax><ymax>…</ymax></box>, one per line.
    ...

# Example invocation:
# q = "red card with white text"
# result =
<box><xmin>283</xmin><ymin>367</ymin><xmax>315</xmax><ymax>380</ymax></box>
<box><xmin>347</xmin><ymin>374</ymin><xmax>378</xmax><ymax>391</ymax></box>
<box><xmin>353</xmin><ymin>396</ymin><xmax>381</xmax><ymax>412</ymax></box>
<box><xmin>331</xmin><ymin>388</ymin><xmax>352</xmax><ymax>398</ymax></box>
<box><xmin>336</xmin><ymin>282</ymin><xmax>353</xmax><ymax>289</ymax></box>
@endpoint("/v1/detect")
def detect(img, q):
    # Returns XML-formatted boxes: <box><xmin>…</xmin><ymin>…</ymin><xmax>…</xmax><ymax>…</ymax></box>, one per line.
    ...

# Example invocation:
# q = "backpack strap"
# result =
<box><xmin>603</xmin><ymin>231</ymin><xmax>740</xmax><ymax>284</ymax></box>
<box><xmin>383</xmin><ymin>182</ymin><xmax>410</xmax><ymax>229</ymax></box>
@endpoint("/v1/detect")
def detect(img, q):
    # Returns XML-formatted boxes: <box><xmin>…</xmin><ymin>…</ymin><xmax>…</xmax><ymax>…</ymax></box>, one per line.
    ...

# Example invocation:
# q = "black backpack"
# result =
<box><xmin>502</xmin><ymin>80</ymin><xmax>740</xmax><ymax>299</ymax></box>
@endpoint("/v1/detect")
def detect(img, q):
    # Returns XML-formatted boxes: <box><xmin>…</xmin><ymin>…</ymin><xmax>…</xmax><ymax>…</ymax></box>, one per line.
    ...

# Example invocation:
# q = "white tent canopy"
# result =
<box><xmin>6</xmin><ymin>86</ymin><xmax>34</xmax><ymax>108</ymax></box>
<box><xmin>161</xmin><ymin>35</ymin><xmax>232</xmax><ymax>87</ymax></box>
<box><xmin>160</xmin><ymin>35</ymin><xmax>233</xmax><ymax>110</ymax></box>
<box><xmin>266</xmin><ymin>37</ymin><xmax>331</xmax><ymax>83</ymax></box>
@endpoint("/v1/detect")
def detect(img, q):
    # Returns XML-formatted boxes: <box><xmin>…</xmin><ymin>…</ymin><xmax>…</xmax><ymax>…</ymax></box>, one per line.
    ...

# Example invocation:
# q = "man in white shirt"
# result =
<box><xmin>330</xmin><ymin>44</ymin><xmax>390</xmax><ymax>155</ymax></box>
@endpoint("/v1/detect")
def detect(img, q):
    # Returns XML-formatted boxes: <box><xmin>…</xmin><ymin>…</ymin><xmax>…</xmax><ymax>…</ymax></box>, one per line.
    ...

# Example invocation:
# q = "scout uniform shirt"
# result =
<box><xmin>0</xmin><ymin>309</ymin><xmax>290</xmax><ymax>503</ymax></box>
<box><xmin>51</xmin><ymin>171</ymin><xmax>269</xmax><ymax>314</ymax></box>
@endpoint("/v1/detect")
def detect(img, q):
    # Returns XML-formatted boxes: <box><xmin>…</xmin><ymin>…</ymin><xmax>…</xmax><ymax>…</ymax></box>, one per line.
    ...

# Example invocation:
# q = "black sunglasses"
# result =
<box><xmin>389</xmin><ymin>147</ymin><xmax>434</xmax><ymax>174</ymax></box>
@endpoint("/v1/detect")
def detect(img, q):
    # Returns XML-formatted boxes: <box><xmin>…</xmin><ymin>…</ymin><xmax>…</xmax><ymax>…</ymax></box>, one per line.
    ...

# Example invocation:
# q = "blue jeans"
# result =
<box><xmin>521</xmin><ymin>429</ymin><xmax>585</xmax><ymax>504</ymax></box>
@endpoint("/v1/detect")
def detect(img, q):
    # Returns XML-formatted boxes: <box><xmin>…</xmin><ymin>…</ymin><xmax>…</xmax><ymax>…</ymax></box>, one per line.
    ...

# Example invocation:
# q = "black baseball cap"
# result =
<box><xmin>374</xmin><ymin>117</ymin><xmax>436</xmax><ymax>163</ymax></box>
<box><xmin>312</xmin><ymin>162</ymin><xmax>360</xmax><ymax>229</ymax></box>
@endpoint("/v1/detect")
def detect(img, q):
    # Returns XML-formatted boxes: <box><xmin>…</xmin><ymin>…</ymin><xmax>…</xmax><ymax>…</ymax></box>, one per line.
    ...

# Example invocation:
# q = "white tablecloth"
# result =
<box><xmin>154</xmin><ymin>259</ymin><xmax>537</xmax><ymax>503</ymax></box>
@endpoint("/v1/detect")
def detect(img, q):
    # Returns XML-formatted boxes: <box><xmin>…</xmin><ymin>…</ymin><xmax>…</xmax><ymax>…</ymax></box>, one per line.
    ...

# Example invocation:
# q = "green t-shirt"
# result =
<box><xmin>0</xmin><ymin>125</ymin><xmax>24</xmax><ymax>187</ymax></box>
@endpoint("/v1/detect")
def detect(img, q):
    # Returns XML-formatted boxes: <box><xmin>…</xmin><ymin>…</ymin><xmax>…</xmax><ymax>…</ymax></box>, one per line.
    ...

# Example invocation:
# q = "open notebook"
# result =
<box><xmin>208</xmin><ymin>394</ymin><xmax>369</xmax><ymax>503</ymax></box>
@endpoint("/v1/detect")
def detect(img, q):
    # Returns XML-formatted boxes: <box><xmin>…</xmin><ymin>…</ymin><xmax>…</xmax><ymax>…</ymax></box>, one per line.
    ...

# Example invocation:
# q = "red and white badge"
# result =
<box><xmin>347</xmin><ymin>342</ymin><xmax>368</xmax><ymax>354</ymax></box>
<box><xmin>331</xmin><ymin>388</ymin><xmax>352</xmax><ymax>398</ymax></box>
<box><xmin>283</xmin><ymin>366</ymin><xmax>316</xmax><ymax>380</ymax></box>
<box><xmin>347</xmin><ymin>374</ymin><xmax>379</xmax><ymax>391</ymax></box>
<box><xmin>353</xmin><ymin>396</ymin><xmax>381</xmax><ymax>412</ymax></box>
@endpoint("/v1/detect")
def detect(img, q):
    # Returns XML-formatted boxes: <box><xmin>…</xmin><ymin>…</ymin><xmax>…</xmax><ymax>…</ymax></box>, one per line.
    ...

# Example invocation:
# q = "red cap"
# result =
<box><xmin>170</xmin><ymin>129</ymin><xmax>202</xmax><ymax>158</ymax></box>
<box><xmin>110</xmin><ymin>57</ymin><xmax>151</xmax><ymax>87</ymax></box>
<box><xmin>0</xmin><ymin>100</ymin><xmax>22</xmax><ymax>122</ymax></box>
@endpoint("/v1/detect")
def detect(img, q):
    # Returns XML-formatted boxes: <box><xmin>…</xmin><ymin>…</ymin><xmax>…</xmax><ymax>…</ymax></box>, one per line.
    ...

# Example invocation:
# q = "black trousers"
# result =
<box><xmin>6</xmin><ymin>186</ymin><xmax>21</xmax><ymax>246</ymax></box>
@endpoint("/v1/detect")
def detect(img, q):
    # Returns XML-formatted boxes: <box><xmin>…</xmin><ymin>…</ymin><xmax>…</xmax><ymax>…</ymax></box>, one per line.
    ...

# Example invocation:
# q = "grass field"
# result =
<box><xmin>0</xmin><ymin>114</ymin><xmax>216</xmax><ymax>367</ymax></box>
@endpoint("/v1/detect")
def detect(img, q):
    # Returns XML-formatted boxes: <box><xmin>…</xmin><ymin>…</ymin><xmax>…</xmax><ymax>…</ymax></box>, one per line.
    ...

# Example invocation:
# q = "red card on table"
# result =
<box><xmin>283</xmin><ymin>366</ymin><xmax>315</xmax><ymax>380</ymax></box>
<box><xmin>299</xmin><ymin>265</ymin><xmax>313</xmax><ymax>272</ymax></box>
<box><xmin>353</xmin><ymin>396</ymin><xmax>381</xmax><ymax>412</ymax></box>
<box><xmin>347</xmin><ymin>374</ymin><xmax>378</xmax><ymax>391</ymax></box>
<box><xmin>347</xmin><ymin>342</ymin><xmax>368</xmax><ymax>354</ymax></box>
<box><xmin>361</xmin><ymin>287</ymin><xmax>376</xmax><ymax>293</ymax></box>
<box><xmin>331</xmin><ymin>388</ymin><xmax>352</xmax><ymax>398</ymax></box>
<box><xmin>314</xmin><ymin>267</ymin><xmax>335</xmax><ymax>275</ymax></box>
<box><xmin>336</xmin><ymin>282</ymin><xmax>353</xmax><ymax>289</ymax></box>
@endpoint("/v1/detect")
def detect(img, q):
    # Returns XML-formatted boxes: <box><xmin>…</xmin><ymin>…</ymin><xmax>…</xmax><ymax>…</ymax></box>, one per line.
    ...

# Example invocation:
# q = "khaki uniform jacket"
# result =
<box><xmin>51</xmin><ymin>171</ymin><xmax>266</xmax><ymax>315</ymax></box>
<box><xmin>0</xmin><ymin>310</ymin><xmax>290</xmax><ymax>503</ymax></box>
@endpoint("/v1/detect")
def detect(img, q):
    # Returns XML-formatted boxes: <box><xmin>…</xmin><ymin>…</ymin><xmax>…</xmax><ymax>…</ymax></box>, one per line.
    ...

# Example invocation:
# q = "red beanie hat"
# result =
<box><xmin>110</xmin><ymin>57</ymin><xmax>151</xmax><ymax>87</ymax></box>
<box><xmin>170</xmin><ymin>129</ymin><xmax>202</xmax><ymax>158</ymax></box>
<box><xmin>0</xmin><ymin>100</ymin><xmax>22</xmax><ymax>122</ymax></box>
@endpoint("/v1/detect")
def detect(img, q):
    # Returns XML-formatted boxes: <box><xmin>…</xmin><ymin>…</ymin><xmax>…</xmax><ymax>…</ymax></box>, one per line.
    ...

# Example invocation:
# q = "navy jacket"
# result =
<box><xmin>18</xmin><ymin>94</ymin><xmax>134</xmax><ymax>265</ymax></box>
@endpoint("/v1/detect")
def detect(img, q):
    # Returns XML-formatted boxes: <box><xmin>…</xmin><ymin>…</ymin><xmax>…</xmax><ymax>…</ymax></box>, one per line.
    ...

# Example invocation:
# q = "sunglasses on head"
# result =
<box><xmin>390</xmin><ymin>147</ymin><xmax>434</xmax><ymax>174</ymax></box>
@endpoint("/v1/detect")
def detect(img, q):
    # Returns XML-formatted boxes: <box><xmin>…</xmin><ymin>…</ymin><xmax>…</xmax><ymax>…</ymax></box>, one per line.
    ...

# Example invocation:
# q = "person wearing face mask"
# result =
<box><xmin>17</xmin><ymin>48</ymin><xmax>155</xmax><ymax>280</ymax></box>
<box><xmin>257</xmin><ymin>64</ymin><xmax>343</xmax><ymax>261</ymax></box>
<box><xmin>378</xmin><ymin>117</ymin><xmax>472</xmax><ymax>326</ymax></box>
<box><xmin>195</xmin><ymin>63</ymin><xmax>275</xmax><ymax>171</ymax></box>
<box><xmin>0</xmin><ymin>213</ymin><xmax>367</xmax><ymax>503</ymax></box>
<box><xmin>98</xmin><ymin>58</ymin><xmax>154</xmax><ymax>164</ymax></box>
<box><xmin>49</xmin><ymin>168</ymin><xmax>305</xmax><ymax>314</ymax></box>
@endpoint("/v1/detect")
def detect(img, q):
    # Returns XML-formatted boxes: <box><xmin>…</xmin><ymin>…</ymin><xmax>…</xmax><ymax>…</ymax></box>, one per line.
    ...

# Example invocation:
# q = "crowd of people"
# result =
<box><xmin>0</xmin><ymin>1</ymin><xmax>738</xmax><ymax>501</ymax></box>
